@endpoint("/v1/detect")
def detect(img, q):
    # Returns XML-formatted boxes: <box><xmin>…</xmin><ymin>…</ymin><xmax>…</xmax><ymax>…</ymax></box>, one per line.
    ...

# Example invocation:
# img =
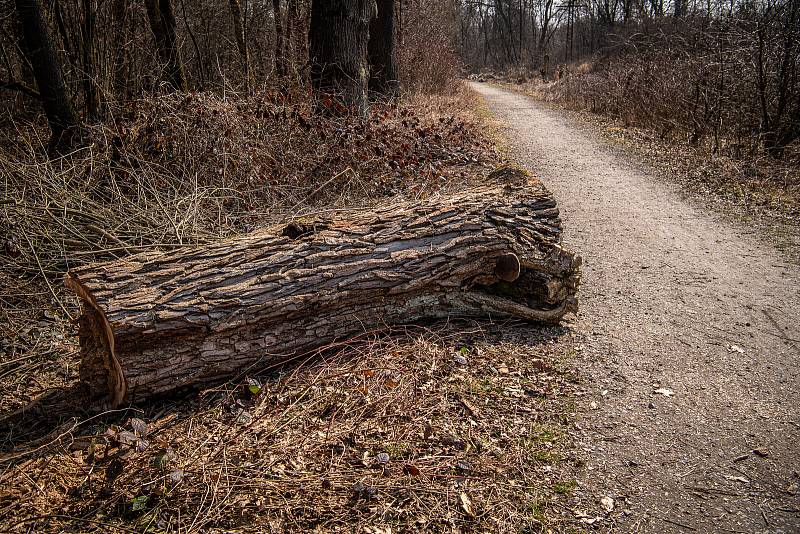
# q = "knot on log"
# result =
<box><xmin>494</xmin><ymin>253</ymin><xmax>521</xmax><ymax>282</ymax></box>
<box><xmin>65</xmin><ymin>181</ymin><xmax>581</xmax><ymax>409</ymax></box>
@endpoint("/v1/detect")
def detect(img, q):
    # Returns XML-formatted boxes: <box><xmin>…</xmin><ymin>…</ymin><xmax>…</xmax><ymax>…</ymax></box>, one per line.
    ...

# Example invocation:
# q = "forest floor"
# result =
<box><xmin>0</xmin><ymin>88</ymin><xmax>589</xmax><ymax>532</ymax></box>
<box><xmin>472</xmin><ymin>82</ymin><xmax>800</xmax><ymax>532</ymax></box>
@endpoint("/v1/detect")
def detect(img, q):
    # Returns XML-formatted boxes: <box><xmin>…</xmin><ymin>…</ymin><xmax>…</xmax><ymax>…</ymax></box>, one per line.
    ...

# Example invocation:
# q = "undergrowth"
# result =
<box><xmin>0</xmin><ymin>85</ymin><xmax>587</xmax><ymax>532</ymax></box>
<box><xmin>0</xmin><ymin>323</ymin><xmax>584</xmax><ymax>533</ymax></box>
<box><xmin>0</xmin><ymin>86</ymin><xmax>500</xmax><ymax>415</ymax></box>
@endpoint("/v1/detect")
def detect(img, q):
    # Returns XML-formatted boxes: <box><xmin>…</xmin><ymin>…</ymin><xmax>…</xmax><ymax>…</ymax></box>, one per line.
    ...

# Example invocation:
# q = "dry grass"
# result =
<box><xmin>0</xmin><ymin>323</ymin><xmax>584</xmax><ymax>533</ymax></box>
<box><xmin>2</xmin><ymin>85</ymin><xmax>497</xmax><ymax>277</ymax></box>
<box><xmin>0</xmin><ymin>85</ymin><xmax>500</xmax><ymax>415</ymax></box>
<box><xmin>0</xmin><ymin>86</ymin><xmax>586</xmax><ymax>532</ymax></box>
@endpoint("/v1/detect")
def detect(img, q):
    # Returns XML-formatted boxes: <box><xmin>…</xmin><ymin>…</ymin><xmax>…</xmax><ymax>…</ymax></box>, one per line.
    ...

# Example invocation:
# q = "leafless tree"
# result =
<box><xmin>309</xmin><ymin>0</ymin><xmax>374</xmax><ymax>114</ymax></box>
<box><xmin>14</xmin><ymin>0</ymin><xmax>82</xmax><ymax>152</ymax></box>
<box><xmin>144</xmin><ymin>0</ymin><xmax>187</xmax><ymax>91</ymax></box>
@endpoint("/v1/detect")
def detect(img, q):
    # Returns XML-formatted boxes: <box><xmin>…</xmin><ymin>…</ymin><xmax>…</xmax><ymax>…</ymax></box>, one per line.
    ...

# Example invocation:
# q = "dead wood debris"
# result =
<box><xmin>0</xmin><ymin>88</ymin><xmax>586</xmax><ymax>532</ymax></box>
<box><xmin>0</xmin><ymin>88</ymin><xmax>500</xmax><ymax>416</ymax></box>
<box><xmin>0</xmin><ymin>324</ymin><xmax>583</xmax><ymax>532</ymax></box>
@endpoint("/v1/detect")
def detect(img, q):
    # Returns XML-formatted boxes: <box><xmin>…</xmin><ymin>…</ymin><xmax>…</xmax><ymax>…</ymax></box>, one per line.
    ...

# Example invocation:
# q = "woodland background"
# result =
<box><xmin>0</xmin><ymin>0</ymin><xmax>798</xmax><ymax>530</ymax></box>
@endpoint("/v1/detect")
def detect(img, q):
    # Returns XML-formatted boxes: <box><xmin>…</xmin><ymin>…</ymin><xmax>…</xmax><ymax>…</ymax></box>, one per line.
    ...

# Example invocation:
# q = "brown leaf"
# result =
<box><xmin>459</xmin><ymin>396</ymin><xmax>482</xmax><ymax>418</ymax></box>
<box><xmin>129</xmin><ymin>417</ymin><xmax>148</xmax><ymax>437</ymax></box>
<box><xmin>403</xmin><ymin>464</ymin><xmax>420</xmax><ymax>476</ymax></box>
<box><xmin>460</xmin><ymin>492</ymin><xmax>475</xmax><ymax>517</ymax></box>
<box><xmin>114</xmin><ymin>430</ymin><xmax>139</xmax><ymax>446</ymax></box>
<box><xmin>3</xmin><ymin>237</ymin><xmax>20</xmax><ymax>258</ymax></box>
<box><xmin>384</xmin><ymin>377</ymin><xmax>399</xmax><ymax>388</ymax></box>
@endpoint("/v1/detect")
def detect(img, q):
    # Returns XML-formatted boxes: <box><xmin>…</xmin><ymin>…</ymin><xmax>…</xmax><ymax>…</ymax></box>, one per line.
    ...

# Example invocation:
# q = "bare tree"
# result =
<box><xmin>273</xmin><ymin>0</ymin><xmax>286</xmax><ymax>75</ymax></box>
<box><xmin>229</xmin><ymin>0</ymin><xmax>251</xmax><ymax>91</ymax></box>
<box><xmin>309</xmin><ymin>0</ymin><xmax>374</xmax><ymax>115</ymax></box>
<box><xmin>144</xmin><ymin>0</ymin><xmax>187</xmax><ymax>91</ymax></box>
<box><xmin>368</xmin><ymin>0</ymin><xmax>399</xmax><ymax>95</ymax></box>
<box><xmin>14</xmin><ymin>0</ymin><xmax>82</xmax><ymax>153</ymax></box>
<box><xmin>81</xmin><ymin>0</ymin><xmax>98</xmax><ymax>119</ymax></box>
<box><xmin>110</xmin><ymin>0</ymin><xmax>129</xmax><ymax>100</ymax></box>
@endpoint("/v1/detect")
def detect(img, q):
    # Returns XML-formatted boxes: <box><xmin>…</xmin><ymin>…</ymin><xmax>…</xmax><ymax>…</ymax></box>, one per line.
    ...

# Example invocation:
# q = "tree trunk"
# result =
<box><xmin>81</xmin><ymin>0</ymin><xmax>98</xmax><ymax>119</ymax></box>
<box><xmin>368</xmin><ymin>0</ymin><xmax>399</xmax><ymax>96</ymax></box>
<box><xmin>14</xmin><ymin>0</ymin><xmax>82</xmax><ymax>153</ymax></box>
<box><xmin>229</xmin><ymin>0</ymin><xmax>250</xmax><ymax>92</ymax></box>
<box><xmin>285</xmin><ymin>0</ymin><xmax>293</xmax><ymax>73</ymax></box>
<box><xmin>111</xmin><ymin>0</ymin><xmax>129</xmax><ymax>100</ymax></box>
<box><xmin>144</xmin><ymin>0</ymin><xmax>187</xmax><ymax>91</ymax></box>
<box><xmin>309</xmin><ymin>0</ymin><xmax>373</xmax><ymax>115</ymax></box>
<box><xmin>288</xmin><ymin>0</ymin><xmax>306</xmax><ymax>74</ymax></box>
<box><xmin>273</xmin><ymin>0</ymin><xmax>285</xmax><ymax>76</ymax></box>
<box><xmin>66</xmin><ymin>176</ymin><xmax>581</xmax><ymax>409</ymax></box>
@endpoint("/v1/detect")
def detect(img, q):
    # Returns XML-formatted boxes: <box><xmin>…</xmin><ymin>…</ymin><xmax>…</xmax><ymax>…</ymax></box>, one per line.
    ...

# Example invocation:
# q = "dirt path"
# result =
<box><xmin>472</xmin><ymin>82</ymin><xmax>800</xmax><ymax>533</ymax></box>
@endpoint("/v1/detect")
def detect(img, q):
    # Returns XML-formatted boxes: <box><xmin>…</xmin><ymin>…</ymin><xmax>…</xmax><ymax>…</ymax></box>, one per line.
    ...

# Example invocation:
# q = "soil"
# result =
<box><xmin>472</xmin><ymin>82</ymin><xmax>800</xmax><ymax>533</ymax></box>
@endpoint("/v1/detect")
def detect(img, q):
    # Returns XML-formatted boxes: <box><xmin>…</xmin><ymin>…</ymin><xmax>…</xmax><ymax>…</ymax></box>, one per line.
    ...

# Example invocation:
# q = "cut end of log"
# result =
<box><xmin>479</xmin><ymin>246</ymin><xmax>581</xmax><ymax>321</ymax></box>
<box><xmin>64</xmin><ymin>273</ymin><xmax>127</xmax><ymax>409</ymax></box>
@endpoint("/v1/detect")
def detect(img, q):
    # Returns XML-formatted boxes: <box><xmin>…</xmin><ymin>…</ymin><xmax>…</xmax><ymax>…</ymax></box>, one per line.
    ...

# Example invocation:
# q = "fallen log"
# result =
<box><xmin>66</xmin><ymin>173</ymin><xmax>581</xmax><ymax>408</ymax></box>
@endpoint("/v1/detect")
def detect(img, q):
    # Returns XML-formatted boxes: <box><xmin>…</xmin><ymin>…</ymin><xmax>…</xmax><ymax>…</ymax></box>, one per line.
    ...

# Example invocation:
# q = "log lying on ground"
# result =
<box><xmin>66</xmin><ymin>174</ymin><xmax>581</xmax><ymax>408</ymax></box>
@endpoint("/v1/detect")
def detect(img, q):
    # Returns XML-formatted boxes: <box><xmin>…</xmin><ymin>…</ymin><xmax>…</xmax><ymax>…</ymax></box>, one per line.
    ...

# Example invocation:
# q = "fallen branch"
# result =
<box><xmin>0</xmin><ymin>79</ymin><xmax>41</xmax><ymax>100</ymax></box>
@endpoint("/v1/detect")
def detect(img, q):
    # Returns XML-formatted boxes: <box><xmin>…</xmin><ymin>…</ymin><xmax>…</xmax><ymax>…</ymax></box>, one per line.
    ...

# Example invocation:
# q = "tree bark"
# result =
<box><xmin>66</xmin><ymin>176</ymin><xmax>581</xmax><ymax>409</ymax></box>
<box><xmin>273</xmin><ymin>0</ymin><xmax>285</xmax><ymax>76</ymax></box>
<box><xmin>368</xmin><ymin>0</ymin><xmax>399</xmax><ymax>96</ymax></box>
<box><xmin>111</xmin><ymin>0</ymin><xmax>129</xmax><ymax>100</ymax></box>
<box><xmin>288</xmin><ymin>0</ymin><xmax>306</xmax><ymax>74</ymax></box>
<box><xmin>309</xmin><ymin>0</ymin><xmax>373</xmax><ymax>115</ymax></box>
<box><xmin>285</xmin><ymin>0</ymin><xmax>294</xmax><ymax>73</ymax></box>
<box><xmin>144</xmin><ymin>0</ymin><xmax>187</xmax><ymax>91</ymax></box>
<box><xmin>229</xmin><ymin>0</ymin><xmax>250</xmax><ymax>91</ymax></box>
<box><xmin>14</xmin><ymin>0</ymin><xmax>82</xmax><ymax>153</ymax></box>
<box><xmin>81</xmin><ymin>0</ymin><xmax>98</xmax><ymax>119</ymax></box>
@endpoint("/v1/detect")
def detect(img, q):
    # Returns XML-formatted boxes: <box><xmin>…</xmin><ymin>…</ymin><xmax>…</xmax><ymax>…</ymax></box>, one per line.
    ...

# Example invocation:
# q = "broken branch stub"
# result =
<box><xmin>65</xmin><ymin>178</ymin><xmax>581</xmax><ymax>408</ymax></box>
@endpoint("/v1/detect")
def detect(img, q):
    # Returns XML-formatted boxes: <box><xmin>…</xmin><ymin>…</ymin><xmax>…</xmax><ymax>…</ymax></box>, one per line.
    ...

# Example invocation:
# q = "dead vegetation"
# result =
<box><xmin>0</xmin><ymin>323</ymin><xmax>584</xmax><ymax>533</ymax></box>
<box><xmin>0</xmin><ymin>86</ymin><xmax>499</xmax><ymax>412</ymax></box>
<box><xmin>503</xmin><ymin>72</ymin><xmax>800</xmax><ymax>226</ymax></box>
<box><xmin>466</xmin><ymin>7</ymin><xmax>800</xmax><ymax>226</ymax></box>
<box><xmin>2</xmin><ymin>86</ymin><xmax>496</xmax><ymax>276</ymax></box>
<box><xmin>0</xmin><ymin>85</ymin><xmax>588</xmax><ymax>532</ymax></box>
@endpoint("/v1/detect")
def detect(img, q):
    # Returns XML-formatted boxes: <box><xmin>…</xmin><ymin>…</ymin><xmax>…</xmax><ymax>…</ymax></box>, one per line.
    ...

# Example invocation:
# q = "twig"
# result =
<box><xmin>20</xmin><ymin>230</ymin><xmax>73</xmax><ymax>321</ymax></box>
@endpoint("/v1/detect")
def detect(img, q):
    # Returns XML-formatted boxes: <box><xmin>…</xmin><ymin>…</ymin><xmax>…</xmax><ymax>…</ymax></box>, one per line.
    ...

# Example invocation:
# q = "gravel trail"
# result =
<box><xmin>472</xmin><ymin>82</ymin><xmax>800</xmax><ymax>533</ymax></box>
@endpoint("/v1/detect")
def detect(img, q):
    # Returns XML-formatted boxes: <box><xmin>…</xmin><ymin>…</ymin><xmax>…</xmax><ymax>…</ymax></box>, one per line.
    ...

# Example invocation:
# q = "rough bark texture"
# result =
<box><xmin>144</xmin><ymin>0</ymin><xmax>187</xmax><ymax>91</ymax></box>
<box><xmin>309</xmin><ymin>0</ymin><xmax>373</xmax><ymax>115</ymax></box>
<box><xmin>66</xmin><ymin>177</ymin><xmax>580</xmax><ymax>409</ymax></box>
<box><xmin>14</xmin><ymin>0</ymin><xmax>82</xmax><ymax>152</ymax></box>
<box><xmin>368</xmin><ymin>0</ymin><xmax>399</xmax><ymax>96</ymax></box>
<box><xmin>273</xmin><ymin>0</ymin><xmax>285</xmax><ymax>76</ymax></box>
<box><xmin>111</xmin><ymin>0</ymin><xmax>129</xmax><ymax>100</ymax></box>
<box><xmin>228</xmin><ymin>0</ymin><xmax>250</xmax><ymax>91</ymax></box>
